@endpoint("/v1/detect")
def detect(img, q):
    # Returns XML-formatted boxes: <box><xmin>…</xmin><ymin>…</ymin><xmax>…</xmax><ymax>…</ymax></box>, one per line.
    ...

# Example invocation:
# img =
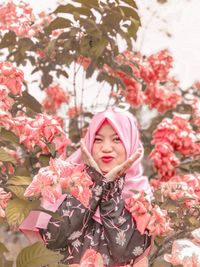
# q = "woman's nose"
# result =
<box><xmin>102</xmin><ymin>141</ymin><xmax>112</xmax><ymax>152</ymax></box>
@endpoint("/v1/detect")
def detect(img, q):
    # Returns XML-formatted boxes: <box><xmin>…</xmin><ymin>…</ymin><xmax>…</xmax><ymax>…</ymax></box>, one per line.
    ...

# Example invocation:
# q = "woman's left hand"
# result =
<box><xmin>104</xmin><ymin>148</ymin><xmax>142</xmax><ymax>182</ymax></box>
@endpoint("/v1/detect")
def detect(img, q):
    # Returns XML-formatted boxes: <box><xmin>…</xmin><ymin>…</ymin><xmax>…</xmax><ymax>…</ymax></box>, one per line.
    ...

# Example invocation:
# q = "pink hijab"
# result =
<box><xmin>68</xmin><ymin>108</ymin><xmax>152</xmax><ymax>221</ymax></box>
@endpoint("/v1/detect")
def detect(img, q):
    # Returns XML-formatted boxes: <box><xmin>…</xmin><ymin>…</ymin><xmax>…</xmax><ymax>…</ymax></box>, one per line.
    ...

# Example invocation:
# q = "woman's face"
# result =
<box><xmin>91</xmin><ymin>122</ymin><xmax>126</xmax><ymax>174</ymax></box>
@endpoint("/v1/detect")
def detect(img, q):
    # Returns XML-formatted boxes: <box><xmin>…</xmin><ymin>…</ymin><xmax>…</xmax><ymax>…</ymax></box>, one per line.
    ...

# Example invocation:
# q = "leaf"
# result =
<box><xmin>5</xmin><ymin>198</ymin><xmax>40</xmax><ymax>227</ymax></box>
<box><xmin>6</xmin><ymin>185</ymin><xmax>27</xmax><ymax>200</ymax></box>
<box><xmin>0</xmin><ymin>128</ymin><xmax>19</xmax><ymax>145</ymax></box>
<box><xmin>119</xmin><ymin>5</ymin><xmax>140</xmax><ymax>20</ymax></box>
<box><xmin>0</xmin><ymin>31</ymin><xmax>16</xmax><ymax>49</ymax></box>
<box><xmin>152</xmin><ymin>258</ymin><xmax>171</xmax><ymax>267</ymax></box>
<box><xmin>6</xmin><ymin>176</ymin><xmax>32</xmax><ymax>186</ymax></box>
<box><xmin>189</xmin><ymin>216</ymin><xmax>200</xmax><ymax>227</ymax></box>
<box><xmin>0</xmin><ymin>148</ymin><xmax>17</xmax><ymax>164</ymax></box>
<box><xmin>18</xmin><ymin>38</ymin><xmax>34</xmax><ymax>51</ymax></box>
<box><xmin>0</xmin><ymin>242</ymin><xmax>9</xmax><ymax>254</ymax></box>
<box><xmin>46</xmin><ymin>17</ymin><xmax>71</xmax><ymax>34</ymax></box>
<box><xmin>16</xmin><ymin>242</ymin><xmax>63</xmax><ymax>267</ymax></box>
<box><xmin>19</xmin><ymin>91</ymin><xmax>42</xmax><ymax>113</ymax></box>
<box><xmin>121</xmin><ymin>0</ymin><xmax>138</xmax><ymax>9</ymax></box>
<box><xmin>54</xmin><ymin>4</ymin><xmax>76</xmax><ymax>14</ymax></box>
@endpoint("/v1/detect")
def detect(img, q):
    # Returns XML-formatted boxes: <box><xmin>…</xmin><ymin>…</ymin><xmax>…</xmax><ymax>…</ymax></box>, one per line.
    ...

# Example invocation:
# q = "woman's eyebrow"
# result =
<box><xmin>95</xmin><ymin>133</ymin><xmax>119</xmax><ymax>137</ymax></box>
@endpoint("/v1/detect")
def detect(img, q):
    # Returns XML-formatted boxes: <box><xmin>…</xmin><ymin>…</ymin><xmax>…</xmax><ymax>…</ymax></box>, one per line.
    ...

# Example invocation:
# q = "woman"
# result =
<box><xmin>20</xmin><ymin>108</ymin><xmax>152</xmax><ymax>266</ymax></box>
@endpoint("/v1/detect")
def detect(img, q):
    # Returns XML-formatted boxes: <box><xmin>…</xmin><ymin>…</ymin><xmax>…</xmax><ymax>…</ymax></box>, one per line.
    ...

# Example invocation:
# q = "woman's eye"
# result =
<box><xmin>113</xmin><ymin>137</ymin><xmax>121</xmax><ymax>143</ymax></box>
<box><xmin>94</xmin><ymin>137</ymin><xmax>102</xmax><ymax>143</ymax></box>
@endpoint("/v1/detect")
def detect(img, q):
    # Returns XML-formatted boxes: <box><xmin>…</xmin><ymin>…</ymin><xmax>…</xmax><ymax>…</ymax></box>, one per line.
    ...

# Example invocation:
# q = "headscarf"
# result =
<box><xmin>68</xmin><ymin>108</ymin><xmax>152</xmax><ymax>221</ymax></box>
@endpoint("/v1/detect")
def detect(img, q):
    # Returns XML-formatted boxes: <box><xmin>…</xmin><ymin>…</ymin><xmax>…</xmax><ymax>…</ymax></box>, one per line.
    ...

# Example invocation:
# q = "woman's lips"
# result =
<box><xmin>101</xmin><ymin>156</ymin><xmax>114</xmax><ymax>163</ymax></box>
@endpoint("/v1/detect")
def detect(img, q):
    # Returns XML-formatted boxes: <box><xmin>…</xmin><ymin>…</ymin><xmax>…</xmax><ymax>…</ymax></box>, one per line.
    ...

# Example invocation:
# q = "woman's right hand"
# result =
<box><xmin>80</xmin><ymin>139</ymin><xmax>102</xmax><ymax>174</ymax></box>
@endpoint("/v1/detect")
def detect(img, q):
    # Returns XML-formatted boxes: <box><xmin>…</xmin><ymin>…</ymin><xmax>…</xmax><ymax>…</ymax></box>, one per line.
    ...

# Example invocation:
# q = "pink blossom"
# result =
<box><xmin>152</xmin><ymin>116</ymin><xmax>198</xmax><ymax>156</ymax></box>
<box><xmin>42</xmin><ymin>84</ymin><xmax>69</xmax><ymax>114</ymax></box>
<box><xmin>24</xmin><ymin>159</ymin><xmax>93</xmax><ymax>207</ymax></box>
<box><xmin>70</xmin><ymin>249</ymin><xmax>104</xmax><ymax>267</ymax></box>
<box><xmin>0</xmin><ymin>61</ymin><xmax>24</xmax><ymax>95</ymax></box>
<box><xmin>144</xmin><ymin>83</ymin><xmax>182</xmax><ymax>113</ymax></box>
<box><xmin>125</xmin><ymin>191</ymin><xmax>172</xmax><ymax>236</ymax></box>
<box><xmin>164</xmin><ymin>238</ymin><xmax>200</xmax><ymax>266</ymax></box>
<box><xmin>0</xmin><ymin>188</ymin><xmax>12</xmax><ymax>218</ymax></box>
<box><xmin>149</xmin><ymin>142</ymin><xmax>179</xmax><ymax>180</ymax></box>
<box><xmin>67</xmin><ymin>106</ymin><xmax>82</xmax><ymax>118</ymax></box>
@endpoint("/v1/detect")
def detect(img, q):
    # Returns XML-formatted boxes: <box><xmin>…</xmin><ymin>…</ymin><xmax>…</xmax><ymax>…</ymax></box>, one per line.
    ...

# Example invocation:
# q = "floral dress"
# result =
<box><xmin>37</xmin><ymin>166</ymin><xmax>151</xmax><ymax>266</ymax></box>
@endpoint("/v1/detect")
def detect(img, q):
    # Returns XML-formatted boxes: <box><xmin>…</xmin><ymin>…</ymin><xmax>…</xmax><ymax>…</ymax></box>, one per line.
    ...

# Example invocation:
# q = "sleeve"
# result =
<box><xmin>100</xmin><ymin>177</ymin><xmax>152</xmax><ymax>264</ymax></box>
<box><xmin>34</xmin><ymin>166</ymin><xmax>106</xmax><ymax>250</ymax></box>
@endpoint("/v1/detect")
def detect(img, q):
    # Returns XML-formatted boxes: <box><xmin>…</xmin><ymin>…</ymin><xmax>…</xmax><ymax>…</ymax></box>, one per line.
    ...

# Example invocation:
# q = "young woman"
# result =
<box><xmin>20</xmin><ymin>108</ymin><xmax>153</xmax><ymax>266</ymax></box>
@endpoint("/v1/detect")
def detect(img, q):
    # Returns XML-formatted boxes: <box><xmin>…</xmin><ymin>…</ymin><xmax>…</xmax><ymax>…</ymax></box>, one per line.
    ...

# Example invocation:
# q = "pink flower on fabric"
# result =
<box><xmin>70</xmin><ymin>249</ymin><xmax>104</xmax><ymax>267</ymax></box>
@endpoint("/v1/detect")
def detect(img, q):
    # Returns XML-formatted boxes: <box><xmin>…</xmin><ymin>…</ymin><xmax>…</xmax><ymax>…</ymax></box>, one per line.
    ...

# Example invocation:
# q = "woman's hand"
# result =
<box><xmin>104</xmin><ymin>148</ymin><xmax>142</xmax><ymax>182</ymax></box>
<box><xmin>80</xmin><ymin>139</ymin><xmax>102</xmax><ymax>174</ymax></box>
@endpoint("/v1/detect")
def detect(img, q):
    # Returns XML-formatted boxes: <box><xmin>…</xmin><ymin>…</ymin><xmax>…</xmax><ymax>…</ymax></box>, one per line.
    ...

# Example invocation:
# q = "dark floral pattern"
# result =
<box><xmin>39</xmin><ymin>166</ymin><xmax>151</xmax><ymax>266</ymax></box>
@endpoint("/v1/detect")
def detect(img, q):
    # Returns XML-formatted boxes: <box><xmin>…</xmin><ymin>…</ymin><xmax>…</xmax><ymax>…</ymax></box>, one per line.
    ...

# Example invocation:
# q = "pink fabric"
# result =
<box><xmin>19</xmin><ymin>211</ymin><xmax>51</xmax><ymax>243</ymax></box>
<box><xmin>68</xmin><ymin>108</ymin><xmax>152</xmax><ymax>222</ymax></box>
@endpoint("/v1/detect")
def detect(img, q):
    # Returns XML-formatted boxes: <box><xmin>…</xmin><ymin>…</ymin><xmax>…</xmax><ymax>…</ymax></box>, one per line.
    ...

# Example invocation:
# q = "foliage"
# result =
<box><xmin>0</xmin><ymin>0</ymin><xmax>200</xmax><ymax>266</ymax></box>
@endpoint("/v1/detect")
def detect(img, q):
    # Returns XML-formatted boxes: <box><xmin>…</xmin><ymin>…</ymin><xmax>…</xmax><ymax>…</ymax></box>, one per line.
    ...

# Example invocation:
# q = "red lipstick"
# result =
<box><xmin>101</xmin><ymin>156</ymin><xmax>114</xmax><ymax>163</ymax></box>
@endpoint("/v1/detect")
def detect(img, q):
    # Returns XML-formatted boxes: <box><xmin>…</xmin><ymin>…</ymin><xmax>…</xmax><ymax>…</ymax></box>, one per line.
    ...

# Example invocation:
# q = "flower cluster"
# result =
<box><xmin>11</xmin><ymin>114</ymin><xmax>71</xmax><ymax>157</ymax></box>
<box><xmin>42</xmin><ymin>84</ymin><xmax>69</xmax><ymax>114</ymax></box>
<box><xmin>164</xmin><ymin>228</ymin><xmax>200</xmax><ymax>266</ymax></box>
<box><xmin>156</xmin><ymin>116</ymin><xmax>200</xmax><ymax>155</ymax></box>
<box><xmin>0</xmin><ymin>61</ymin><xmax>24</xmax><ymax>95</ymax></box>
<box><xmin>125</xmin><ymin>191</ymin><xmax>172</xmax><ymax>236</ymax></box>
<box><xmin>106</xmin><ymin>49</ymin><xmax>181</xmax><ymax>113</ymax></box>
<box><xmin>0</xmin><ymin>188</ymin><xmax>12</xmax><ymax>218</ymax></box>
<box><xmin>24</xmin><ymin>158</ymin><xmax>93</xmax><ymax>207</ymax></box>
<box><xmin>67</xmin><ymin>106</ymin><xmax>82</xmax><ymax>118</ymax></box>
<box><xmin>149</xmin><ymin>142</ymin><xmax>179</xmax><ymax>180</ymax></box>
<box><xmin>144</xmin><ymin>83</ymin><xmax>182</xmax><ymax>113</ymax></box>
<box><xmin>150</xmin><ymin>116</ymin><xmax>200</xmax><ymax>180</ymax></box>
<box><xmin>160</xmin><ymin>174</ymin><xmax>200</xmax><ymax>206</ymax></box>
<box><xmin>0</xmin><ymin>1</ymin><xmax>53</xmax><ymax>37</ymax></box>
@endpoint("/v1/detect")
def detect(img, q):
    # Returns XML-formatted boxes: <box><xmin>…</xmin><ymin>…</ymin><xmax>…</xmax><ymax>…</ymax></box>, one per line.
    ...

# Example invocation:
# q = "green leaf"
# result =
<box><xmin>6</xmin><ymin>176</ymin><xmax>32</xmax><ymax>186</ymax></box>
<box><xmin>0</xmin><ymin>242</ymin><xmax>9</xmax><ymax>254</ymax></box>
<box><xmin>16</xmin><ymin>242</ymin><xmax>63</xmax><ymax>267</ymax></box>
<box><xmin>0</xmin><ymin>128</ymin><xmax>19</xmax><ymax>145</ymax></box>
<box><xmin>54</xmin><ymin>4</ymin><xmax>75</xmax><ymax>14</ymax></box>
<box><xmin>189</xmin><ymin>216</ymin><xmax>200</xmax><ymax>227</ymax></box>
<box><xmin>6</xmin><ymin>185</ymin><xmax>27</xmax><ymax>200</ymax></box>
<box><xmin>19</xmin><ymin>91</ymin><xmax>42</xmax><ymax>113</ymax></box>
<box><xmin>46</xmin><ymin>17</ymin><xmax>71</xmax><ymax>34</ymax></box>
<box><xmin>121</xmin><ymin>0</ymin><xmax>137</xmax><ymax>9</ymax></box>
<box><xmin>73</xmin><ymin>0</ymin><xmax>99</xmax><ymax>8</ymax></box>
<box><xmin>5</xmin><ymin>198</ymin><xmax>40</xmax><ymax>227</ymax></box>
<box><xmin>18</xmin><ymin>38</ymin><xmax>34</xmax><ymax>51</ymax></box>
<box><xmin>119</xmin><ymin>5</ymin><xmax>140</xmax><ymax>20</ymax></box>
<box><xmin>0</xmin><ymin>31</ymin><xmax>16</xmax><ymax>49</ymax></box>
<box><xmin>0</xmin><ymin>148</ymin><xmax>17</xmax><ymax>164</ymax></box>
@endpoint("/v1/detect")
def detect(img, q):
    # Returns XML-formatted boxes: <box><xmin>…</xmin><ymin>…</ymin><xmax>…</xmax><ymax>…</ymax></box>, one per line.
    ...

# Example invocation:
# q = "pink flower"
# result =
<box><xmin>70</xmin><ymin>249</ymin><xmax>104</xmax><ymax>267</ymax></box>
<box><xmin>42</xmin><ymin>84</ymin><xmax>69</xmax><ymax>114</ymax></box>
<box><xmin>0</xmin><ymin>61</ymin><xmax>24</xmax><ymax>95</ymax></box>
<box><xmin>164</xmin><ymin>238</ymin><xmax>200</xmax><ymax>266</ymax></box>
<box><xmin>24</xmin><ymin>159</ymin><xmax>93</xmax><ymax>208</ymax></box>
<box><xmin>125</xmin><ymin>191</ymin><xmax>172</xmax><ymax>236</ymax></box>
<box><xmin>144</xmin><ymin>83</ymin><xmax>182</xmax><ymax>113</ymax></box>
<box><xmin>149</xmin><ymin>142</ymin><xmax>179</xmax><ymax>180</ymax></box>
<box><xmin>0</xmin><ymin>188</ymin><xmax>12</xmax><ymax>218</ymax></box>
<box><xmin>67</xmin><ymin>106</ymin><xmax>82</xmax><ymax>118</ymax></box>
